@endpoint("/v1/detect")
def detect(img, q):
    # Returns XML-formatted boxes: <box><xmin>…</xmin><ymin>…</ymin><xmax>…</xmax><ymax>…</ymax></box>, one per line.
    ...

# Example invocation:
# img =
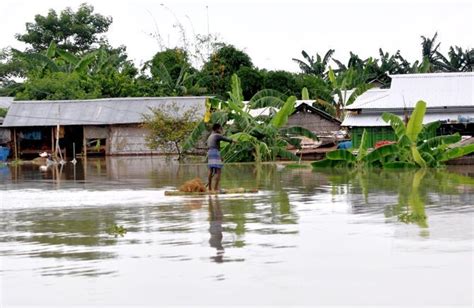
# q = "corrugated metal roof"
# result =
<box><xmin>345</xmin><ymin>89</ymin><xmax>389</xmax><ymax>110</ymax></box>
<box><xmin>342</xmin><ymin>111</ymin><xmax>474</xmax><ymax>127</ymax></box>
<box><xmin>346</xmin><ymin>72</ymin><xmax>473</xmax><ymax>110</ymax></box>
<box><xmin>245</xmin><ymin>100</ymin><xmax>324</xmax><ymax>117</ymax></box>
<box><xmin>2</xmin><ymin>97</ymin><xmax>207</xmax><ymax>127</ymax></box>
<box><xmin>388</xmin><ymin>72</ymin><xmax>473</xmax><ymax>109</ymax></box>
<box><xmin>0</xmin><ymin>97</ymin><xmax>13</xmax><ymax>109</ymax></box>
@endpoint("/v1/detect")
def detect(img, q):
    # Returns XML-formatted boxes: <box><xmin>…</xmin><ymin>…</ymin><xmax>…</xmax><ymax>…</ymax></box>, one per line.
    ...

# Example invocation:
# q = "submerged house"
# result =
<box><xmin>246</xmin><ymin>100</ymin><xmax>341</xmax><ymax>159</ymax></box>
<box><xmin>342</xmin><ymin>72</ymin><xmax>474</xmax><ymax>147</ymax></box>
<box><xmin>0</xmin><ymin>97</ymin><xmax>14</xmax><ymax>152</ymax></box>
<box><xmin>1</xmin><ymin>97</ymin><xmax>207</xmax><ymax>159</ymax></box>
<box><xmin>249</xmin><ymin>100</ymin><xmax>341</xmax><ymax>140</ymax></box>
<box><xmin>286</xmin><ymin>101</ymin><xmax>341</xmax><ymax>139</ymax></box>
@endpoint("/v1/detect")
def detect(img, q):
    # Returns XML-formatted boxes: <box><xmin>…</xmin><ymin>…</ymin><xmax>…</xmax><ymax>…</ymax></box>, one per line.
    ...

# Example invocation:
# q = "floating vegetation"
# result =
<box><xmin>107</xmin><ymin>224</ymin><xmax>128</xmax><ymax>237</ymax></box>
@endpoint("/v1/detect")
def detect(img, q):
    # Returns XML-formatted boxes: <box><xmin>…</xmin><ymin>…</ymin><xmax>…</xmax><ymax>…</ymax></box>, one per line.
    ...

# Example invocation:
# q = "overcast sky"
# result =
<box><xmin>1</xmin><ymin>0</ymin><xmax>472</xmax><ymax>72</ymax></box>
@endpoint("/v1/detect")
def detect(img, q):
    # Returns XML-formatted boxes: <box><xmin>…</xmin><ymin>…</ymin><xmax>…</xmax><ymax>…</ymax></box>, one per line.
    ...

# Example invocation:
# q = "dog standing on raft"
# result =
<box><xmin>207</xmin><ymin>123</ymin><xmax>237</xmax><ymax>192</ymax></box>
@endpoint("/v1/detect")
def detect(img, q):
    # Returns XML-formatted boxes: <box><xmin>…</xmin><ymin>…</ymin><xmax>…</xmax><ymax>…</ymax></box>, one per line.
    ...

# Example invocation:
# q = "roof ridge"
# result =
<box><xmin>10</xmin><ymin>96</ymin><xmax>209</xmax><ymax>104</ymax></box>
<box><xmin>390</xmin><ymin>72</ymin><xmax>474</xmax><ymax>78</ymax></box>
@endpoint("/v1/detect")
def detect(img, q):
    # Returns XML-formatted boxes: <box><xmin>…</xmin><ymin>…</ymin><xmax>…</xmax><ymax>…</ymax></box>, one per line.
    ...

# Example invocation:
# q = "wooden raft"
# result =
<box><xmin>164</xmin><ymin>188</ymin><xmax>258</xmax><ymax>196</ymax></box>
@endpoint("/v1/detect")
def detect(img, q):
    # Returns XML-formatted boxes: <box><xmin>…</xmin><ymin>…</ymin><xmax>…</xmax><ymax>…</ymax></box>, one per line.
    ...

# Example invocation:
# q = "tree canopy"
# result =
<box><xmin>15</xmin><ymin>3</ymin><xmax>112</xmax><ymax>53</ymax></box>
<box><xmin>0</xmin><ymin>4</ymin><xmax>472</xmax><ymax>119</ymax></box>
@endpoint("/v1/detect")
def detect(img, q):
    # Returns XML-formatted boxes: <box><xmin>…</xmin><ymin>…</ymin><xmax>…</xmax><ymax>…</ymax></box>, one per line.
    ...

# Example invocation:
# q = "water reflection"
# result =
<box><xmin>314</xmin><ymin>167</ymin><xmax>474</xmax><ymax>231</ymax></box>
<box><xmin>208</xmin><ymin>196</ymin><xmax>224</xmax><ymax>263</ymax></box>
<box><xmin>1</xmin><ymin>158</ymin><xmax>473</xmax><ymax>306</ymax></box>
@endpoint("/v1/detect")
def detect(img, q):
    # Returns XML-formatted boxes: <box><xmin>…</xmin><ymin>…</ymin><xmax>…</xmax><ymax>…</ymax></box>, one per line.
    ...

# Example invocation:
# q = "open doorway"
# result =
<box><xmin>63</xmin><ymin>126</ymin><xmax>83</xmax><ymax>160</ymax></box>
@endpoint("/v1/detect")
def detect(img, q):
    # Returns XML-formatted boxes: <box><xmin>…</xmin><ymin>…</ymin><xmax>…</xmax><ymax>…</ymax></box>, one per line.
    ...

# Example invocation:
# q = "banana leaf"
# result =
<box><xmin>326</xmin><ymin>149</ymin><xmax>356</xmax><ymax>162</ymax></box>
<box><xmin>381</xmin><ymin>112</ymin><xmax>406</xmax><ymax>139</ymax></box>
<box><xmin>249</xmin><ymin>89</ymin><xmax>286</xmax><ymax>109</ymax></box>
<box><xmin>421</xmin><ymin>152</ymin><xmax>438</xmax><ymax>167</ymax></box>
<box><xmin>46</xmin><ymin>41</ymin><xmax>56</xmax><ymax>58</ymax></box>
<box><xmin>56</xmin><ymin>48</ymin><xmax>79</xmax><ymax>65</ymax></box>
<box><xmin>270</xmin><ymin>96</ymin><xmax>296</xmax><ymax>128</ymax></box>
<box><xmin>418</xmin><ymin>121</ymin><xmax>440</xmax><ymax>143</ymax></box>
<box><xmin>328</xmin><ymin>67</ymin><xmax>336</xmax><ymax>86</ymax></box>
<box><xmin>301</xmin><ymin>87</ymin><xmax>310</xmax><ymax>100</ymax></box>
<box><xmin>210</xmin><ymin>111</ymin><xmax>228</xmax><ymax>125</ymax></box>
<box><xmin>363</xmin><ymin>144</ymin><xmax>399</xmax><ymax>163</ymax></box>
<box><xmin>285</xmin><ymin>137</ymin><xmax>302</xmax><ymax>149</ymax></box>
<box><xmin>439</xmin><ymin>144</ymin><xmax>474</xmax><ymax>162</ymax></box>
<box><xmin>398</xmin><ymin>135</ymin><xmax>411</xmax><ymax>148</ymax></box>
<box><xmin>157</xmin><ymin>63</ymin><xmax>173</xmax><ymax>85</ymax></box>
<box><xmin>406</xmin><ymin>100</ymin><xmax>426</xmax><ymax>142</ymax></box>
<box><xmin>279</xmin><ymin>126</ymin><xmax>318</xmax><ymax>140</ymax></box>
<box><xmin>74</xmin><ymin>51</ymin><xmax>97</xmax><ymax>74</ymax></box>
<box><xmin>357</xmin><ymin>129</ymin><xmax>369</xmax><ymax>161</ymax></box>
<box><xmin>417</xmin><ymin>134</ymin><xmax>461</xmax><ymax>152</ymax></box>
<box><xmin>411</xmin><ymin>145</ymin><xmax>427</xmax><ymax>168</ymax></box>
<box><xmin>228</xmin><ymin>74</ymin><xmax>244</xmax><ymax>107</ymax></box>
<box><xmin>276</xmin><ymin>148</ymin><xmax>300</xmax><ymax>161</ymax></box>
<box><xmin>15</xmin><ymin>50</ymin><xmax>60</xmax><ymax>73</ymax></box>
<box><xmin>182</xmin><ymin>121</ymin><xmax>206</xmax><ymax>152</ymax></box>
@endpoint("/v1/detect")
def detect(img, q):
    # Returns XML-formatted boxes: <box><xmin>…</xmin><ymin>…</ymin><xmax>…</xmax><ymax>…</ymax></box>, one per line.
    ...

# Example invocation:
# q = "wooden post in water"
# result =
<box><xmin>13</xmin><ymin>128</ymin><xmax>17</xmax><ymax>160</ymax></box>
<box><xmin>82</xmin><ymin>126</ymin><xmax>87</xmax><ymax>180</ymax></box>
<box><xmin>82</xmin><ymin>126</ymin><xmax>87</xmax><ymax>160</ymax></box>
<box><xmin>51</xmin><ymin>127</ymin><xmax>54</xmax><ymax>155</ymax></box>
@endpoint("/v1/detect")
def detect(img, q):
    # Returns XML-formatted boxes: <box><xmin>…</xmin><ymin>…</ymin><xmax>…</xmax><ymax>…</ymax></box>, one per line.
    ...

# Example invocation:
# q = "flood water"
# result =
<box><xmin>0</xmin><ymin>157</ymin><xmax>473</xmax><ymax>307</ymax></box>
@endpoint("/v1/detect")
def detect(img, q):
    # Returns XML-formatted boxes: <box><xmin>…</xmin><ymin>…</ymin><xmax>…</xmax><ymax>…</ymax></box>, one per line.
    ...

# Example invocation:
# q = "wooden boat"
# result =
<box><xmin>164</xmin><ymin>188</ymin><xmax>258</xmax><ymax>196</ymax></box>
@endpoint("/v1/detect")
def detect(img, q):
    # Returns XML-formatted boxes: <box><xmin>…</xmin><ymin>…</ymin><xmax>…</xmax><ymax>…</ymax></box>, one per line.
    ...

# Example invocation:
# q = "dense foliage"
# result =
<box><xmin>182</xmin><ymin>74</ymin><xmax>317</xmax><ymax>162</ymax></box>
<box><xmin>0</xmin><ymin>4</ymin><xmax>472</xmax><ymax>118</ymax></box>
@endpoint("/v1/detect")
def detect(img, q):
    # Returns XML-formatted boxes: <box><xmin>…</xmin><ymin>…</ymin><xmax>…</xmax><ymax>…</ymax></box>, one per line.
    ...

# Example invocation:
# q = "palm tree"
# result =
<box><xmin>435</xmin><ymin>46</ymin><xmax>474</xmax><ymax>72</ymax></box>
<box><xmin>292</xmin><ymin>49</ymin><xmax>335</xmax><ymax>77</ymax></box>
<box><xmin>420</xmin><ymin>32</ymin><xmax>442</xmax><ymax>72</ymax></box>
<box><xmin>332</xmin><ymin>52</ymin><xmax>366</xmax><ymax>73</ymax></box>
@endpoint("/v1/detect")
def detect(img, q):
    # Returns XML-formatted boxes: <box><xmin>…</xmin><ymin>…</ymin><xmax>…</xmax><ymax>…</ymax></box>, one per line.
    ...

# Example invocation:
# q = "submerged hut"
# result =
<box><xmin>1</xmin><ymin>97</ymin><xmax>207</xmax><ymax>159</ymax></box>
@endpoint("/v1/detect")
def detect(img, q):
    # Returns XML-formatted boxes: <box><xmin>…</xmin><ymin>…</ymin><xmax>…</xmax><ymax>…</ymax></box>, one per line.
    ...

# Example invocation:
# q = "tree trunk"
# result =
<box><xmin>175</xmin><ymin>141</ymin><xmax>182</xmax><ymax>161</ymax></box>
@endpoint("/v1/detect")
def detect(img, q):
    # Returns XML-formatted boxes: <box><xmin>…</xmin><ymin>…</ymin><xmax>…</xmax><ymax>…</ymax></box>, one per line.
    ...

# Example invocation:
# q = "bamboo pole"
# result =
<box><xmin>164</xmin><ymin>188</ymin><xmax>258</xmax><ymax>196</ymax></box>
<box><xmin>13</xmin><ymin>128</ymin><xmax>17</xmax><ymax>160</ymax></box>
<box><xmin>82</xmin><ymin>126</ymin><xmax>87</xmax><ymax>160</ymax></box>
<box><xmin>51</xmin><ymin>127</ymin><xmax>54</xmax><ymax>154</ymax></box>
<box><xmin>83</xmin><ymin>126</ymin><xmax>87</xmax><ymax>181</ymax></box>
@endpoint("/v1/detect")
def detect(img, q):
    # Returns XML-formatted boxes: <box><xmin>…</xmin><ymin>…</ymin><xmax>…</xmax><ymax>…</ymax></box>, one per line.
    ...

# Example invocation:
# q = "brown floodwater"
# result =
<box><xmin>0</xmin><ymin>157</ymin><xmax>473</xmax><ymax>306</ymax></box>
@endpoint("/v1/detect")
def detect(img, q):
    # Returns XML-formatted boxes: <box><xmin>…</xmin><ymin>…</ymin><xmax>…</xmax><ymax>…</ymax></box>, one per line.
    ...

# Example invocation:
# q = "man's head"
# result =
<box><xmin>212</xmin><ymin>123</ymin><xmax>222</xmax><ymax>133</ymax></box>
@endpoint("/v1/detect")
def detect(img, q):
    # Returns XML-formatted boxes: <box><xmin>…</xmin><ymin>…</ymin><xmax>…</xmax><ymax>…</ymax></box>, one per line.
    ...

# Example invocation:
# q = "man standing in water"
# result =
<box><xmin>207</xmin><ymin>123</ymin><xmax>237</xmax><ymax>192</ymax></box>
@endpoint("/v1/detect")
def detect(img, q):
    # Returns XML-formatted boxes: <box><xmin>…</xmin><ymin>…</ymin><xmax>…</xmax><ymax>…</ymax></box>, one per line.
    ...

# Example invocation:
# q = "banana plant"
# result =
<box><xmin>313</xmin><ymin>100</ymin><xmax>474</xmax><ymax>169</ymax></box>
<box><xmin>183</xmin><ymin>74</ymin><xmax>318</xmax><ymax>162</ymax></box>
<box><xmin>312</xmin><ymin>129</ymin><xmax>386</xmax><ymax>168</ymax></box>
<box><xmin>12</xmin><ymin>41</ymin><xmax>99</xmax><ymax>77</ymax></box>
<box><xmin>328</xmin><ymin>66</ymin><xmax>373</xmax><ymax>119</ymax></box>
